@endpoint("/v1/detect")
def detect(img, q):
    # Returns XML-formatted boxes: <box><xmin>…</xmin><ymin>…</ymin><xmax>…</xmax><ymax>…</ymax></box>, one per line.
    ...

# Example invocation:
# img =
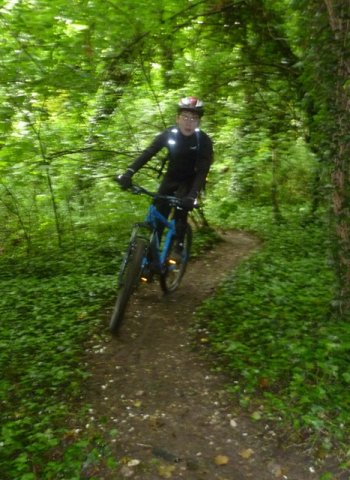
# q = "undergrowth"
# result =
<box><xmin>0</xmin><ymin>221</ymin><xmax>216</xmax><ymax>479</ymax></box>
<box><xmin>0</xmin><ymin>240</ymin><xmax>124</xmax><ymax>479</ymax></box>
<box><xmin>196</xmin><ymin>205</ymin><xmax>350</xmax><ymax>466</ymax></box>
<box><xmin>2</xmin><ymin>195</ymin><xmax>349</xmax><ymax>477</ymax></box>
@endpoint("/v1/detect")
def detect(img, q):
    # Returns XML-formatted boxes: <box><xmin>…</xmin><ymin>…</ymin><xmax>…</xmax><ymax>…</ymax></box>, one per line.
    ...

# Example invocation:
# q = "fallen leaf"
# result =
<box><xmin>149</xmin><ymin>415</ymin><xmax>165</xmax><ymax>429</ymax></box>
<box><xmin>230</xmin><ymin>419</ymin><xmax>238</xmax><ymax>428</ymax></box>
<box><xmin>267</xmin><ymin>461</ymin><xmax>287</xmax><ymax>478</ymax></box>
<box><xmin>127</xmin><ymin>459</ymin><xmax>141</xmax><ymax>467</ymax></box>
<box><xmin>239</xmin><ymin>448</ymin><xmax>254</xmax><ymax>459</ymax></box>
<box><xmin>259</xmin><ymin>377</ymin><xmax>269</xmax><ymax>388</ymax></box>
<box><xmin>272</xmin><ymin>465</ymin><xmax>283</xmax><ymax>477</ymax></box>
<box><xmin>214</xmin><ymin>454</ymin><xmax>230</xmax><ymax>465</ymax></box>
<box><xmin>158</xmin><ymin>464</ymin><xmax>176</xmax><ymax>478</ymax></box>
<box><xmin>119</xmin><ymin>466</ymin><xmax>133</xmax><ymax>478</ymax></box>
<box><xmin>251</xmin><ymin>410</ymin><xmax>262</xmax><ymax>420</ymax></box>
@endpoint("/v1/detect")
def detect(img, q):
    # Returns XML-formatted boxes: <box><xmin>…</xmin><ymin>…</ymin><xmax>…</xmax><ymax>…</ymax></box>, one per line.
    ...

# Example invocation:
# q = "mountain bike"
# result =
<box><xmin>109</xmin><ymin>184</ymin><xmax>193</xmax><ymax>335</ymax></box>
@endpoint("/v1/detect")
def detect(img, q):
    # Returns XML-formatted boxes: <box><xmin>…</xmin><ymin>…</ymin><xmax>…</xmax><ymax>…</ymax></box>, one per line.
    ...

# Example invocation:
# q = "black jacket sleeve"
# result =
<box><xmin>128</xmin><ymin>130</ymin><xmax>168</xmax><ymax>173</ymax></box>
<box><xmin>188</xmin><ymin>133</ymin><xmax>213</xmax><ymax>198</ymax></box>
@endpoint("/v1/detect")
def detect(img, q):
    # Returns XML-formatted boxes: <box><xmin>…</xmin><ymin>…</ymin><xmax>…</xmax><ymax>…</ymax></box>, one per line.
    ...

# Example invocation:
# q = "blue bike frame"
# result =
<box><xmin>122</xmin><ymin>203</ymin><xmax>176</xmax><ymax>279</ymax></box>
<box><xmin>146</xmin><ymin>204</ymin><xmax>176</xmax><ymax>266</ymax></box>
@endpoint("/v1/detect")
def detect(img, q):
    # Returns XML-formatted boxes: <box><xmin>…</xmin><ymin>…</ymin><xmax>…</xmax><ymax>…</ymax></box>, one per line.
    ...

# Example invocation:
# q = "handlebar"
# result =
<box><xmin>129</xmin><ymin>185</ymin><xmax>185</xmax><ymax>208</ymax></box>
<box><xmin>119</xmin><ymin>183</ymin><xmax>199</xmax><ymax>209</ymax></box>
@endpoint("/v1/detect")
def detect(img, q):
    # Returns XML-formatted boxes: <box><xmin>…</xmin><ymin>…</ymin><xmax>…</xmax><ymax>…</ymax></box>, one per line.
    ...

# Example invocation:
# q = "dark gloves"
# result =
<box><xmin>181</xmin><ymin>196</ymin><xmax>196</xmax><ymax>211</ymax></box>
<box><xmin>115</xmin><ymin>169</ymin><xmax>134</xmax><ymax>190</ymax></box>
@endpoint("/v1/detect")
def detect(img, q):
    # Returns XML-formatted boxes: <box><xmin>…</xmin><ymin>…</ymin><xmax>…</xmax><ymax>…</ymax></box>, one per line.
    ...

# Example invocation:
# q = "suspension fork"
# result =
<box><xmin>159</xmin><ymin>218</ymin><xmax>176</xmax><ymax>265</ymax></box>
<box><xmin>118</xmin><ymin>223</ymin><xmax>150</xmax><ymax>281</ymax></box>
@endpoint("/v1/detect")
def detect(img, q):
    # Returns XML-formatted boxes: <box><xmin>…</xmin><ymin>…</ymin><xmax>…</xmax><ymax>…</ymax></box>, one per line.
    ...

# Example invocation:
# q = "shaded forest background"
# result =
<box><xmin>1</xmin><ymin>0</ymin><xmax>350</xmax><ymax>478</ymax></box>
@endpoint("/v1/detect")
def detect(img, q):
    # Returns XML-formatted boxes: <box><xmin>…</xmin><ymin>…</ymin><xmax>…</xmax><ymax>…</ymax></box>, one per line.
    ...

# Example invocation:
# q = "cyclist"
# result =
<box><xmin>117</xmin><ymin>96</ymin><xmax>214</xmax><ymax>257</ymax></box>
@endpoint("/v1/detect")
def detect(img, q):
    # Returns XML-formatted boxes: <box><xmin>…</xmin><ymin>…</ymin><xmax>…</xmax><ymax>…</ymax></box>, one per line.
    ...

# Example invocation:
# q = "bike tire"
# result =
<box><xmin>160</xmin><ymin>224</ymin><xmax>192</xmax><ymax>294</ymax></box>
<box><xmin>109</xmin><ymin>237</ymin><xmax>147</xmax><ymax>335</ymax></box>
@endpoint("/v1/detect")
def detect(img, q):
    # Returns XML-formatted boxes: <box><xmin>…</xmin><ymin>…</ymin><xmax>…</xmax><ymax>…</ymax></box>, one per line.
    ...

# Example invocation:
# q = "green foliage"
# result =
<box><xmin>0</xmin><ymin>0</ymin><xmax>328</xmax><ymax>258</ymax></box>
<box><xmin>0</xmin><ymin>212</ymin><xmax>217</xmax><ymax>478</ymax></box>
<box><xmin>191</xmin><ymin>225</ymin><xmax>221</xmax><ymax>257</ymax></box>
<box><xmin>0</xmin><ymin>240</ymin><xmax>124</xmax><ymax>478</ymax></box>
<box><xmin>195</xmin><ymin>212</ymin><xmax>350</xmax><ymax>455</ymax></box>
<box><xmin>0</xmin><ymin>216</ymin><xmax>133</xmax><ymax>479</ymax></box>
<box><xmin>0</xmin><ymin>0</ymin><xmax>349</xmax><ymax>474</ymax></box>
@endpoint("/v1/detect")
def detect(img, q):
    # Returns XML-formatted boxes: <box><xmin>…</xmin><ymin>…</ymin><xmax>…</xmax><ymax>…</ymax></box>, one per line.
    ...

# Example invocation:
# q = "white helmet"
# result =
<box><xmin>178</xmin><ymin>96</ymin><xmax>204</xmax><ymax>117</ymax></box>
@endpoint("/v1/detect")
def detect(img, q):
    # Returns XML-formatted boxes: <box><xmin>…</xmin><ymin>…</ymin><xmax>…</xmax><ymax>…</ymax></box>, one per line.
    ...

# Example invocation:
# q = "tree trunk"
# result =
<box><xmin>324</xmin><ymin>0</ymin><xmax>350</xmax><ymax>316</ymax></box>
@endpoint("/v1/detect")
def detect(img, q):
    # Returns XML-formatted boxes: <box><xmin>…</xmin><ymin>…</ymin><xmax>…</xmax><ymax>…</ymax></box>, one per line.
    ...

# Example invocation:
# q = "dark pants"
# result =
<box><xmin>153</xmin><ymin>177</ymin><xmax>192</xmax><ymax>244</ymax></box>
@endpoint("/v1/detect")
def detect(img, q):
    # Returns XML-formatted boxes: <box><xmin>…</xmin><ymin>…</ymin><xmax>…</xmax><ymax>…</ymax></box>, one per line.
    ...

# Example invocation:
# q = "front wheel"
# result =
<box><xmin>109</xmin><ymin>238</ymin><xmax>147</xmax><ymax>335</ymax></box>
<box><xmin>160</xmin><ymin>224</ymin><xmax>192</xmax><ymax>293</ymax></box>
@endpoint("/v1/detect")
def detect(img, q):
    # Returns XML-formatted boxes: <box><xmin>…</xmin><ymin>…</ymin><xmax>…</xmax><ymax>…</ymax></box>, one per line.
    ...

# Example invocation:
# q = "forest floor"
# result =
<box><xmin>81</xmin><ymin>230</ymin><xmax>347</xmax><ymax>480</ymax></box>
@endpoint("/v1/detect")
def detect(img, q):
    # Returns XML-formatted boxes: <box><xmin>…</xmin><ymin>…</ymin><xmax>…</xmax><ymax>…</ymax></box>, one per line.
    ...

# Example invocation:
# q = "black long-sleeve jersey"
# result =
<box><xmin>128</xmin><ymin>126</ymin><xmax>213</xmax><ymax>198</ymax></box>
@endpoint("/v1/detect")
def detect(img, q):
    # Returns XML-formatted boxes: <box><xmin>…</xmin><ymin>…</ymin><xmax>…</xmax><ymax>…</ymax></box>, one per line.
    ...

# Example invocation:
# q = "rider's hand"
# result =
<box><xmin>115</xmin><ymin>170</ymin><xmax>133</xmax><ymax>190</ymax></box>
<box><xmin>181</xmin><ymin>196</ymin><xmax>196</xmax><ymax>211</ymax></box>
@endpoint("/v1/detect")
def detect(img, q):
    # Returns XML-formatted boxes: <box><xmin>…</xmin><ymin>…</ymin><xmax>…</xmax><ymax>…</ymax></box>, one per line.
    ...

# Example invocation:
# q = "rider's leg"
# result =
<box><xmin>154</xmin><ymin>178</ymin><xmax>179</xmax><ymax>242</ymax></box>
<box><xmin>153</xmin><ymin>198</ymin><xmax>171</xmax><ymax>242</ymax></box>
<box><xmin>174</xmin><ymin>208</ymin><xmax>189</xmax><ymax>249</ymax></box>
<box><xmin>173</xmin><ymin>181</ymin><xmax>191</xmax><ymax>249</ymax></box>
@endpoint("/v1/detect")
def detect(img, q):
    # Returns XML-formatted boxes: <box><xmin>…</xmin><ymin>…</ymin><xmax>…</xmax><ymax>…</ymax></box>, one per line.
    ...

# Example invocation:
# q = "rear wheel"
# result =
<box><xmin>160</xmin><ymin>224</ymin><xmax>192</xmax><ymax>293</ymax></box>
<box><xmin>109</xmin><ymin>238</ymin><xmax>147</xmax><ymax>335</ymax></box>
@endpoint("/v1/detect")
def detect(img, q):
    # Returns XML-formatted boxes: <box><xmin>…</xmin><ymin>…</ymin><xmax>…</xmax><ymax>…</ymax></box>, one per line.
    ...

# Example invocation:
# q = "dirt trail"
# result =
<box><xmin>84</xmin><ymin>231</ymin><xmax>345</xmax><ymax>479</ymax></box>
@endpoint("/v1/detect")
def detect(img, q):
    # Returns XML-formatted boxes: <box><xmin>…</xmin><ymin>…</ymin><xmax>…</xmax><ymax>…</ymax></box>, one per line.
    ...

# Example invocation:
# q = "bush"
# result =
<box><xmin>195</xmin><ymin>212</ymin><xmax>350</xmax><ymax>457</ymax></box>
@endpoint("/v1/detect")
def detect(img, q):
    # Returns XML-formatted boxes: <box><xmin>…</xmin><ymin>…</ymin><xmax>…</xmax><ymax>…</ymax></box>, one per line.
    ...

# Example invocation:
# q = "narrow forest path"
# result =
<box><xmin>82</xmin><ymin>231</ymin><xmax>344</xmax><ymax>480</ymax></box>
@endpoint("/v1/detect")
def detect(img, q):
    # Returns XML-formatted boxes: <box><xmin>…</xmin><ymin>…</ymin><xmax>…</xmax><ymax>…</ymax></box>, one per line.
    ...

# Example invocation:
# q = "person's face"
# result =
<box><xmin>177</xmin><ymin>111</ymin><xmax>200</xmax><ymax>136</ymax></box>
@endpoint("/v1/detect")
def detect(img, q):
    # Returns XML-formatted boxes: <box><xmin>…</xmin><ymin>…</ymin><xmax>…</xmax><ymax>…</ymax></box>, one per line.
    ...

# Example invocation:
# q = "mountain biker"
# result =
<box><xmin>116</xmin><ymin>96</ymin><xmax>214</xmax><ymax>256</ymax></box>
